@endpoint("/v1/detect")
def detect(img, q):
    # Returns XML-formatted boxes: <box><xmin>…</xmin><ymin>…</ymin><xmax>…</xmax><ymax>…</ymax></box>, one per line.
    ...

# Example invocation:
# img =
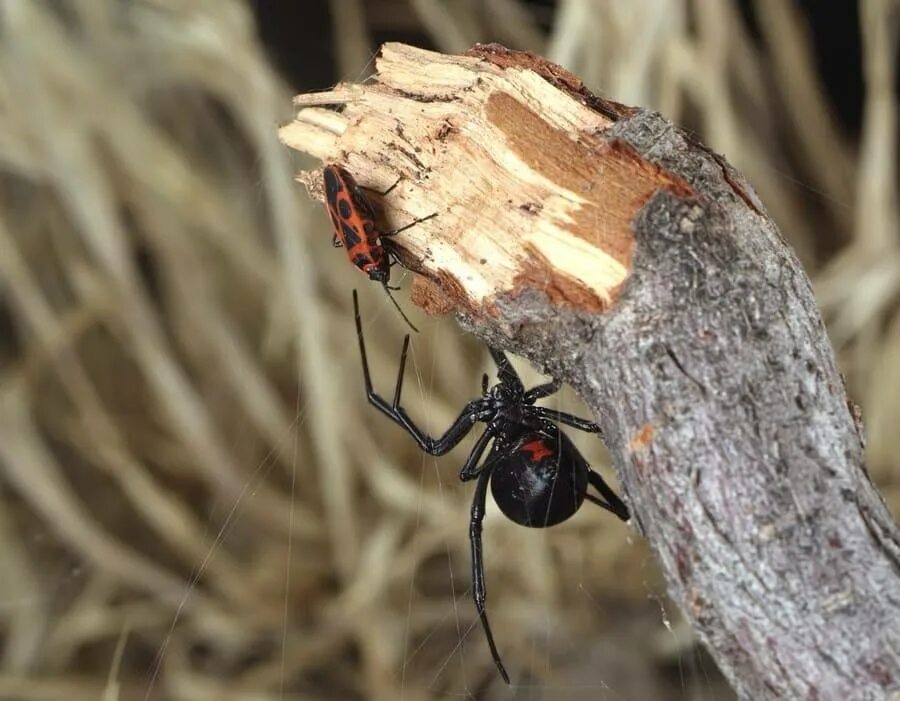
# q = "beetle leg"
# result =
<box><xmin>359</xmin><ymin>176</ymin><xmax>402</xmax><ymax>197</ymax></box>
<box><xmin>382</xmin><ymin>211</ymin><xmax>437</xmax><ymax>237</ymax></box>
<box><xmin>381</xmin><ymin>284</ymin><xmax>419</xmax><ymax>332</ymax></box>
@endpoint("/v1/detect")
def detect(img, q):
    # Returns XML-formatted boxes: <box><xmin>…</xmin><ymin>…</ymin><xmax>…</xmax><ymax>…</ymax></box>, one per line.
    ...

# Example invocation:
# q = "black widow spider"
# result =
<box><xmin>353</xmin><ymin>291</ymin><xmax>629</xmax><ymax>683</ymax></box>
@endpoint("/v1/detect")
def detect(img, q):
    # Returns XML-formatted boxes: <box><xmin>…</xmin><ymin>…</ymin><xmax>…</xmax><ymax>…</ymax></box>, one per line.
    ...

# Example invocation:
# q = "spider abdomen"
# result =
<box><xmin>490</xmin><ymin>430</ymin><xmax>588</xmax><ymax>528</ymax></box>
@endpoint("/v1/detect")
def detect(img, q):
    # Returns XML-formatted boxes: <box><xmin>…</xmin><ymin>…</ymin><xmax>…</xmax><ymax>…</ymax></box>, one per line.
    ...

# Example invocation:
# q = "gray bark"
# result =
<box><xmin>469</xmin><ymin>110</ymin><xmax>900</xmax><ymax>701</ymax></box>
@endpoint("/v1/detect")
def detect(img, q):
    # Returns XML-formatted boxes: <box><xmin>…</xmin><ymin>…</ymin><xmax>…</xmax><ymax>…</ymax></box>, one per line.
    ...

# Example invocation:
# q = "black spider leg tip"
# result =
<box><xmin>470</xmin><ymin>467</ymin><xmax>511</xmax><ymax>684</ymax></box>
<box><xmin>352</xmin><ymin>289</ymin><xmax>368</xmax><ymax>383</ymax></box>
<box><xmin>354</xmin><ymin>288</ymin><xmax>416</xmax><ymax>396</ymax></box>
<box><xmin>353</xmin><ymin>289</ymin><xmax>385</xmax><ymax>393</ymax></box>
<box><xmin>585</xmin><ymin>470</ymin><xmax>630</xmax><ymax>522</ymax></box>
<box><xmin>392</xmin><ymin>332</ymin><xmax>411</xmax><ymax>408</ymax></box>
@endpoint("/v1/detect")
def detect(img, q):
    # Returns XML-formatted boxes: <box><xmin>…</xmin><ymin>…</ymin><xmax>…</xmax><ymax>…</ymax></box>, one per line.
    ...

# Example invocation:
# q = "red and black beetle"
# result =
<box><xmin>323</xmin><ymin>164</ymin><xmax>434</xmax><ymax>331</ymax></box>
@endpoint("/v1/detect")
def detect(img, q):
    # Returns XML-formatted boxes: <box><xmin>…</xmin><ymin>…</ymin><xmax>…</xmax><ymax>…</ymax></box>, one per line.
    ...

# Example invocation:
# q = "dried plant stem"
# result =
<box><xmin>756</xmin><ymin>0</ymin><xmax>858</xmax><ymax>237</ymax></box>
<box><xmin>855</xmin><ymin>0</ymin><xmax>899</xmax><ymax>252</ymax></box>
<box><xmin>330</xmin><ymin>0</ymin><xmax>374</xmax><ymax>77</ymax></box>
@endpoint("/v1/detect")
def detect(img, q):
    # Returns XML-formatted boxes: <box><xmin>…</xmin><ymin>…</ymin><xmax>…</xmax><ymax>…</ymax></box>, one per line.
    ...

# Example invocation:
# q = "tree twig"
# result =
<box><xmin>280</xmin><ymin>42</ymin><xmax>900</xmax><ymax>699</ymax></box>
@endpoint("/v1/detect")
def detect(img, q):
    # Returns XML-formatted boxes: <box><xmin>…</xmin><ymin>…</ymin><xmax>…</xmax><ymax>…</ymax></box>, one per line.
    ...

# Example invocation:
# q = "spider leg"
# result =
<box><xmin>586</xmin><ymin>469</ymin><xmax>630</xmax><ymax>521</ymax></box>
<box><xmin>458</xmin><ymin>428</ymin><xmax>496</xmax><ymax>482</ymax></box>
<box><xmin>354</xmin><ymin>290</ymin><xmax>490</xmax><ymax>455</ymax></box>
<box><xmin>488</xmin><ymin>348</ymin><xmax>524</xmax><ymax>393</ymax></box>
<box><xmin>523</xmin><ymin>379</ymin><xmax>560</xmax><ymax>403</ymax></box>
<box><xmin>529</xmin><ymin>406</ymin><xmax>602</xmax><ymax>434</ymax></box>
<box><xmin>469</xmin><ymin>466</ymin><xmax>510</xmax><ymax>684</ymax></box>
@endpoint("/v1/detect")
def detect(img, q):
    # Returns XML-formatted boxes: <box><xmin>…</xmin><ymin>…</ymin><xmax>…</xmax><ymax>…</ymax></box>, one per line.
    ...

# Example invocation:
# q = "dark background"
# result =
<box><xmin>253</xmin><ymin>1</ymin><xmax>867</xmax><ymax>132</ymax></box>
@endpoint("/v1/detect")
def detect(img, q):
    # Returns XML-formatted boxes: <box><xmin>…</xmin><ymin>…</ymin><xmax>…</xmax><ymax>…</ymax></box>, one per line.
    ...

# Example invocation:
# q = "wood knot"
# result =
<box><xmin>629</xmin><ymin>423</ymin><xmax>655</xmax><ymax>452</ymax></box>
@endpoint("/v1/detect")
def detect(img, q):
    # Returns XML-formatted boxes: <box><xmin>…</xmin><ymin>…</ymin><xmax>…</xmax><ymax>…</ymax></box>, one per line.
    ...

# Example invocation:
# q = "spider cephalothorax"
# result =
<box><xmin>353</xmin><ymin>291</ymin><xmax>629</xmax><ymax>683</ymax></box>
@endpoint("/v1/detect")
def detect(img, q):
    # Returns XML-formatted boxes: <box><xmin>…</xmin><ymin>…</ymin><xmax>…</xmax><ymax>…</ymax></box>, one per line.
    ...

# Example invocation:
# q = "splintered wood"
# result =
<box><xmin>279</xmin><ymin>43</ymin><xmax>692</xmax><ymax>318</ymax></box>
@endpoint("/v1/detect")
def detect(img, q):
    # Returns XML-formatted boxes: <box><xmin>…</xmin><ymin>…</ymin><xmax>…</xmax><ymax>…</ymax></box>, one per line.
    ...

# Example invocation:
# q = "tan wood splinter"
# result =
<box><xmin>280</xmin><ymin>42</ymin><xmax>691</xmax><ymax>317</ymax></box>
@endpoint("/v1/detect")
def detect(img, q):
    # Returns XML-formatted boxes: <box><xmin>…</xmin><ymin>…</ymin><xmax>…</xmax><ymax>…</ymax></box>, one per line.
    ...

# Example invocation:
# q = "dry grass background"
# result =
<box><xmin>0</xmin><ymin>1</ymin><xmax>896</xmax><ymax>700</ymax></box>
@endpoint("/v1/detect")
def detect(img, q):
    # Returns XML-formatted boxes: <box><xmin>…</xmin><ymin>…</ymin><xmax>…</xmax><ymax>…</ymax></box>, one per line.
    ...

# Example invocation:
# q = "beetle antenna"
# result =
<box><xmin>382</xmin><ymin>284</ymin><xmax>420</xmax><ymax>333</ymax></box>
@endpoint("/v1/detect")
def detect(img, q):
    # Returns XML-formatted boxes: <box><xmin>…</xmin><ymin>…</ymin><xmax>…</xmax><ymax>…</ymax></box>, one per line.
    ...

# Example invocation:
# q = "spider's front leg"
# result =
<box><xmin>354</xmin><ymin>291</ymin><xmax>491</xmax><ymax>455</ymax></box>
<box><xmin>385</xmin><ymin>334</ymin><xmax>492</xmax><ymax>454</ymax></box>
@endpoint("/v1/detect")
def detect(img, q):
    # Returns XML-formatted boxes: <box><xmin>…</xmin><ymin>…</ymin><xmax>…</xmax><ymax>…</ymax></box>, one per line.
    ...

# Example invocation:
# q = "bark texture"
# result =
<box><xmin>281</xmin><ymin>42</ymin><xmax>900</xmax><ymax>700</ymax></box>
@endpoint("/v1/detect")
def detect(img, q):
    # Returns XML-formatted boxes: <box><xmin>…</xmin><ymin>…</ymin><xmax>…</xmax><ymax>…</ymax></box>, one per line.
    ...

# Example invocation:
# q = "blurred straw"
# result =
<box><xmin>0</xmin><ymin>1</ymin><xmax>896</xmax><ymax>700</ymax></box>
<box><xmin>330</xmin><ymin>0</ymin><xmax>375</xmax><ymax>77</ymax></box>
<box><xmin>756</xmin><ymin>0</ymin><xmax>858</xmax><ymax>237</ymax></box>
<box><xmin>410</xmin><ymin>0</ymin><xmax>485</xmax><ymax>53</ymax></box>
